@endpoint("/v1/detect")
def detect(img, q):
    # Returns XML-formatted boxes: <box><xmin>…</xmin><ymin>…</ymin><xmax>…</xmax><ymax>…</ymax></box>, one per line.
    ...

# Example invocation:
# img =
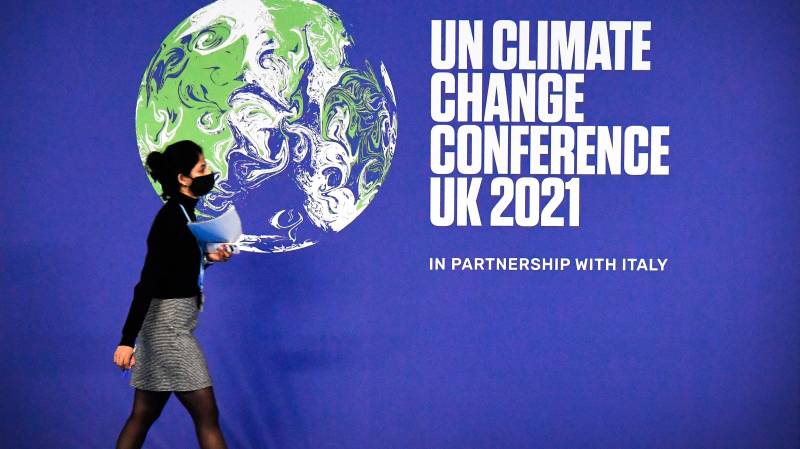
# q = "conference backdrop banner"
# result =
<box><xmin>1</xmin><ymin>0</ymin><xmax>798</xmax><ymax>448</ymax></box>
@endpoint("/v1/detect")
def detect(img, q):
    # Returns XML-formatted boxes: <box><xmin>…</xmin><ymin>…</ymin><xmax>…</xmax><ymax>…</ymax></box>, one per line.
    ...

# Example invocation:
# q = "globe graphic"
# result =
<box><xmin>135</xmin><ymin>0</ymin><xmax>398</xmax><ymax>253</ymax></box>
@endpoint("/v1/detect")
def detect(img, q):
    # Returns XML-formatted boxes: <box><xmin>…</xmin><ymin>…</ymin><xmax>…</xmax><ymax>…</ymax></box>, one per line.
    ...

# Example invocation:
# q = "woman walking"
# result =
<box><xmin>113</xmin><ymin>140</ymin><xmax>234</xmax><ymax>449</ymax></box>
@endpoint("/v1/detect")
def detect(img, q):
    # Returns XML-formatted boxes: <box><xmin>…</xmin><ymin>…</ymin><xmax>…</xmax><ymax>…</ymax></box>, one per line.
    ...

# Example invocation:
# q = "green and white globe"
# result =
<box><xmin>135</xmin><ymin>0</ymin><xmax>397</xmax><ymax>253</ymax></box>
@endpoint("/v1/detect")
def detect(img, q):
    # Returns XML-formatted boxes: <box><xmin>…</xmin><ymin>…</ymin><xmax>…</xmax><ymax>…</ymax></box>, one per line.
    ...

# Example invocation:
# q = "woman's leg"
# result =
<box><xmin>175</xmin><ymin>385</ymin><xmax>228</xmax><ymax>449</ymax></box>
<box><xmin>116</xmin><ymin>388</ymin><xmax>172</xmax><ymax>449</ymax></box>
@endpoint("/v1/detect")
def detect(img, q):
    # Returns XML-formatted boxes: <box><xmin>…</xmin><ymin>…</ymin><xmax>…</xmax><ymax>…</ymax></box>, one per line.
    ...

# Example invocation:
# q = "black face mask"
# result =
<box><xmin>188</xmin><ymin>172</ymin><xmax>215</xmax><ymax>196</ymax></box>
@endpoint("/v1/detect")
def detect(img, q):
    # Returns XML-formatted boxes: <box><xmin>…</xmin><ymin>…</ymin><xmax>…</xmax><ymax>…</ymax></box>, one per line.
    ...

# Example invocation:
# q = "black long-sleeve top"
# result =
<box><xmin>119</xmin><ymin>192</ymin><xmax>214</xmax><ymax>347</ymax></box>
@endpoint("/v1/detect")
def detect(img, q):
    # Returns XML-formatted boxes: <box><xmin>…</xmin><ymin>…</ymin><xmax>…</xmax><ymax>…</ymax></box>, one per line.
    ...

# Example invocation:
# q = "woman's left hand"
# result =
<box><xmin>207</xmin><ymin>244</ymin><xmax>233</xmax><ymax>262</ymax></box>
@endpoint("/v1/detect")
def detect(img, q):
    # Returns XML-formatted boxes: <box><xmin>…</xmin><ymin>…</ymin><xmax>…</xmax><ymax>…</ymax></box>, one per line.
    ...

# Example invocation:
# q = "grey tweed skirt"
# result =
<box><xmin>130</xmin><ymin>294</ymin><xmax>213</xmax><ymax>392</ymax></box>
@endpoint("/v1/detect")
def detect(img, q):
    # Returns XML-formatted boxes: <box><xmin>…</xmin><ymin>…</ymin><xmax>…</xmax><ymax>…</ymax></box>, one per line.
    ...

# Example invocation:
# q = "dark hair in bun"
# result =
<box><xmin>145</xmin><ymin>140</ymin><xmax>203</xmax><ymax>200</ymax></box>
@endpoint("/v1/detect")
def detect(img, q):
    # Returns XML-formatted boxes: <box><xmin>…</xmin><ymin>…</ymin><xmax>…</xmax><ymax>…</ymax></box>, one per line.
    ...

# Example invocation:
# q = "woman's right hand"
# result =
<box><xmin>114</xmin><ymin>345</ymin><xmax>136</xmax><ymax>370</ymax></box>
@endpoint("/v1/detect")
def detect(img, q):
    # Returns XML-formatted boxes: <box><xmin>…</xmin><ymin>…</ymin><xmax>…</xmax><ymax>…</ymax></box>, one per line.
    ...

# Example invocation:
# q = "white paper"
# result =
<box><xmin>187</xmin><ymin>205</ymin><xmax>243</xmax><ymax>247</ymax></box>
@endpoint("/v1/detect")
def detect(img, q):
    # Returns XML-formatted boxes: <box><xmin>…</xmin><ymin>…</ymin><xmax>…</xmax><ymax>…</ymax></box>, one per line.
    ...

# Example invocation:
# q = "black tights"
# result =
<box><xmin>116</xmin><ymin>386</ymin><xmax>228</xmax><ymax>449</ymax></box>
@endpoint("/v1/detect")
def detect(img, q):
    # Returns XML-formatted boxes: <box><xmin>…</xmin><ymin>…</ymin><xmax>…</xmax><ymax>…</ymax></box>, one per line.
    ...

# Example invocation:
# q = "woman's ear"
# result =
<box><xmin>177</xmin><ymin>172</ymin><xmax>190</xmax><ymax>188</ymax></box>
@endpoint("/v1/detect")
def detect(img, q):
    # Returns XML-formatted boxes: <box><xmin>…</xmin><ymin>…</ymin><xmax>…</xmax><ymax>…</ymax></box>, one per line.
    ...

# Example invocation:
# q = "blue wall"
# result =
<box><xmin>1</xmin><ymin>1</ymin><xmax>798</xmax><ymax>448</ymax></box>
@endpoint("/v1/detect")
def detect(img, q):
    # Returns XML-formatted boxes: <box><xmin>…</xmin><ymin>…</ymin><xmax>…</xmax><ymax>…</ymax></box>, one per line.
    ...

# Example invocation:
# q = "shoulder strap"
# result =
<box><xmin>178</xmin><ymin>203</ymin><xmax>193</xmax><ymax>223</ymax></box>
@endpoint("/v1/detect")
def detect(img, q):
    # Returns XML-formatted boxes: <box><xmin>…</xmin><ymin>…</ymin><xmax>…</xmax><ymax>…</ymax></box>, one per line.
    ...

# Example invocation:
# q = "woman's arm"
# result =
<box><xmin>118</xmin><ymin>210</ymin><xmax>177</xmax><ymax>347</ymax></box>
<box><xmin>118</xmin><ymin>278</ymin><xmax>153</xmax><ymax>348</ymax></box>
